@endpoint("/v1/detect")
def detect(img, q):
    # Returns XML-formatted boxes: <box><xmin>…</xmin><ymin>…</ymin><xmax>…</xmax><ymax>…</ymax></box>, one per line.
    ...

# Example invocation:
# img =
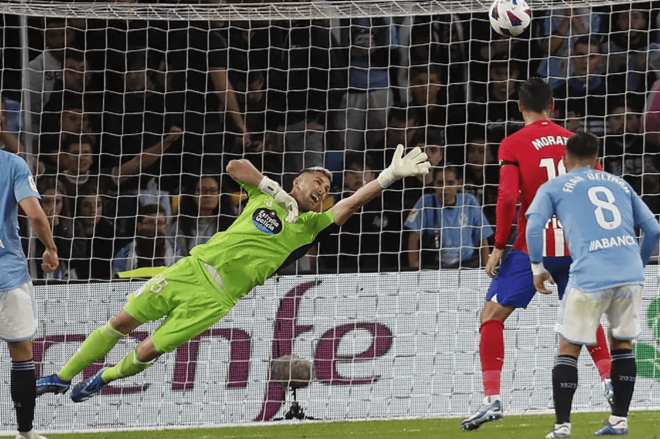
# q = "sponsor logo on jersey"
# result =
<box><xmin>252</xmin><ymin>208</ymin><xmax>283</xmax><ymax>235</ymax></box>
<box><xmin>264</xmin><ymin>200</ymin><xmax>273</xmax><ymax>207</ymax></box>
<box><xmin>588</xmin><ymin>234</ymin><xmax>637</xmax><ymax>252</ymax></box>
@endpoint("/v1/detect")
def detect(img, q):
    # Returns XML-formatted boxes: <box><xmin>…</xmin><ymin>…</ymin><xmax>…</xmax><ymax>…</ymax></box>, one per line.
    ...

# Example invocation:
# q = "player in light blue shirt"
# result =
<box><xmin>0</xmin><ymin>150</ymin><xmax>59</xmax><ymax>439</ymax></box>
<box><xmin>525</xmin><ymin>132</ymin><xmax>660</xmax><ymax>438</ymax></box>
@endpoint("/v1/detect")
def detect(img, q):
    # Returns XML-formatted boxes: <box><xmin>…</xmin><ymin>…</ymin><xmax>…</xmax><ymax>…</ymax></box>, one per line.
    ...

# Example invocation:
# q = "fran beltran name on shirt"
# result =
<box><xmin>561</xmin><ymin>172</ymin><xmax>630</xmax><ymax>194</ymax></box>
<box><xmin>532</xmin><ymin>135</ymin><xmax>570</xmax><ymax>150</ymax></box>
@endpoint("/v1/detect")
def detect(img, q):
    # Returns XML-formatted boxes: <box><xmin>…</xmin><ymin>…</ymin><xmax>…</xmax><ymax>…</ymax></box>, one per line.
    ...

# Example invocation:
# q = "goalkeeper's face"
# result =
<box><xmin>291</xmin><ymin>172</ymin><xmax>331</xmax><ymax>213</ymax></box>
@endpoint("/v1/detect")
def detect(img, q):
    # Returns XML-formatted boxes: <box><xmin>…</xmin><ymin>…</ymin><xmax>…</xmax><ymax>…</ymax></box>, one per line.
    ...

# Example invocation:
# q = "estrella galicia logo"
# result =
<box><xmin>252</xmin><ymin>208</ymin><xmax>283</xmax><ymax>235</ymax></box>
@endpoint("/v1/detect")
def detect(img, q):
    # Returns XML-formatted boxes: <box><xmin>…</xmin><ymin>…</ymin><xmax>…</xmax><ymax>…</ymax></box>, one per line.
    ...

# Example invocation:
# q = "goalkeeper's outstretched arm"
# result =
<box><xmin>332</xmin><ymin>145</ymin><xmax>430</xmax><ymax>226</ymax></box>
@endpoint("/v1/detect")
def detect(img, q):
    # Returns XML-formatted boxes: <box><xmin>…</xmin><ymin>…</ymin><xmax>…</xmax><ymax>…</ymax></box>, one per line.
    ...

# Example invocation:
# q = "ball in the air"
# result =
<box><xmin>489</xmin><ymin>0</ymin><xmax>531</xmax><ymax>37</ymax></box>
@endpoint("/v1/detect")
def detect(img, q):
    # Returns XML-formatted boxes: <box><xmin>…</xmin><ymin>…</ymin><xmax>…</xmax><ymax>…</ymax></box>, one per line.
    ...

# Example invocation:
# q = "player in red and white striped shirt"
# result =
<box><xmin>461</xmin><ymin>78</ymin><xmax>612</xmax><ymax>432</ymax></box>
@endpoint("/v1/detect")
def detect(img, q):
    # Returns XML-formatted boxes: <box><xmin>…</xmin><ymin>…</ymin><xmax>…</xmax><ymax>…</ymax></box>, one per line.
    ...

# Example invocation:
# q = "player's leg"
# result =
<box><xmin>549</xmin><ymin>256</ymin><xmax>612</xmax><ymax>405</ymax></box>
<box><xmin>70</xmin><ymin>258</ymin><xmax>233</xmax><ymax>402</ymax></box>
<box><xmin>1</xmin><ymin>282</ymin><xmax>46</xmax><ymax>439</ymax></box>
<box><xmin>546</xmin><ymin>338</ymin><xmax>581</xmax><ymax>439</ymax></box>
<box><xmin>461</xmin><ymin>250</ymin><xmax>537</xmax><ymax>431</ymax></box>
<box><xmin>8</xmin><ymin>341</ymin><xmax>45</xmax><ymax>439</ymax></box>
<box><xmin>547</xmin><ymin>286</ymin><xmax>608</xmax><ymax>439</ymax></box>
<box><xmin>36</xmin><ymin>311</ymin><xmax>142</xmax><ymax>395</ymax></box>
<box><xmin>594</xmin><ymin>284</ymin><xmax>643</xmax><ymax>436</ymax></box>
<box><xmin>37</xmin><ymin>267</ymin><xmax>183</xmax><ymax>396</ymax></box>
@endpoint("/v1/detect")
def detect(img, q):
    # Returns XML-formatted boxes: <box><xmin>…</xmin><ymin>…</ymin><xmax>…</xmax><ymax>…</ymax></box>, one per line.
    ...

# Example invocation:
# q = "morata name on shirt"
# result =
<box><xmin>532</xmin><ymin>135</ymin><xmax>570</xmax><ymax>150</ymax></box>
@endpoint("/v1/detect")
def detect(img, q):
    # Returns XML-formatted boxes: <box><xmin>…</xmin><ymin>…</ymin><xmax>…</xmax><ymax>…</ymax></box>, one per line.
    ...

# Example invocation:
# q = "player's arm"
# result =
<box><xmin>485</xmin><ymin>159</ymin><xmax>520</xmax><ymax>277</ymax></box>
<box><xmin>630</xmin><ymin>191</ymin><xmax>660</xmax><ymax>265</ymax></box>
<box><xmin>332</xmin><ymin>145</ymin><xmax>430</xmax><ymax>226</ymax></box>
<box><xmin>525</xmin><ymin>187</ymin><xmax>555</xmax><ymax>294</ymax></box>
<box><xmin>226</xmin><ymin>159</ymin><xmax>299</xmax><ymax>223</ymax></box>
<box><xmin>19</xmin><ymin>197</ymin><xmax>59</xmax><ymax>273</ymax></box>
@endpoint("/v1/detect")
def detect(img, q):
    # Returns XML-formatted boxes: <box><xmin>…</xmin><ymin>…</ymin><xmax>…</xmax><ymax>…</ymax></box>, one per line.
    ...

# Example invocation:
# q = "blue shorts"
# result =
<box><xmin>485</xmin><ymin>250</ymin><xmax>572</xmax><ymax>309</ymax></box>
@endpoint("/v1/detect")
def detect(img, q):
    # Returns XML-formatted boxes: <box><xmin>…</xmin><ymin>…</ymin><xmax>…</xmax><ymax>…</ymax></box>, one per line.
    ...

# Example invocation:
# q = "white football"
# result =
<box><xmin>489</xmin><ymin>0</ymin><xmax>531</xmax><ymax>37</ymax></box>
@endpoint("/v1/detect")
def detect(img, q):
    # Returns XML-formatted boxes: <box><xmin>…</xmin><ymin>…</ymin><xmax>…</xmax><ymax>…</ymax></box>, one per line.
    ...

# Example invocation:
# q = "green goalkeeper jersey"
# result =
<box><xmin>190</xmin><ymin>181</ymin><xmax>335</xmax><ymax>302</ymax></box>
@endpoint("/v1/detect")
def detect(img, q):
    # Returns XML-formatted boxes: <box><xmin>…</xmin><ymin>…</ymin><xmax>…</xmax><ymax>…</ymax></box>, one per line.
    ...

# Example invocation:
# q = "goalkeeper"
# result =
<box><xmin>37</xmin><ymin>145</ymin><xmax>430</xmax><ymax>402</ymax></box>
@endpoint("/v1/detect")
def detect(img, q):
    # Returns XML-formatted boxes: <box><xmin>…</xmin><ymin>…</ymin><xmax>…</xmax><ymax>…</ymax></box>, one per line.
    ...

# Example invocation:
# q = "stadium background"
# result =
<box><xmin>1</xmin><ymin>0</ymin><xmax>660</xmax><ymax>433</ymax></box>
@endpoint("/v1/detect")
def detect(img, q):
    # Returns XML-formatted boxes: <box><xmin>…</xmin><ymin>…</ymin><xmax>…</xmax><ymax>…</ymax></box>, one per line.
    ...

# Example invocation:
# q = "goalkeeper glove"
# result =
<box><xmin>377</xmin><ymin>144</ymin><xmax>431</xmax><ymax>189</ymax></box>
<box><xmin>258</xmin><ymin>176</ymin><xmax>299</xmax><ymax>223</ymax></box>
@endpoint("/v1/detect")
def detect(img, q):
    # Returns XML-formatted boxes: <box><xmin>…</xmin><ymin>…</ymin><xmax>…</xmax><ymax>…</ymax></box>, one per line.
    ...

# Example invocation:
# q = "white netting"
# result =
<box><xmin>0</xmin><ymin>0</ymin><xmax>660</xmax><ymax>433</ymax></box>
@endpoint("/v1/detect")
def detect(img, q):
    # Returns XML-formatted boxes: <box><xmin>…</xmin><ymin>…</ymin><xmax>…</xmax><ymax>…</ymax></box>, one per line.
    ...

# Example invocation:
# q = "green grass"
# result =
<box><xmin>45</xmin><ymin>411</ymin><xmax>660</xmax><ymax>439</ymax></box>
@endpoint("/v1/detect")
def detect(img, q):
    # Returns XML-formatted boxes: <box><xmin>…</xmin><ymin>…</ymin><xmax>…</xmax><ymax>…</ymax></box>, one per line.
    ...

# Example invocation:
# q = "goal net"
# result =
<box><xmin>1</xmin><ymin>0</ymin><xmax>659</xmax><ymax>432</ymax></box>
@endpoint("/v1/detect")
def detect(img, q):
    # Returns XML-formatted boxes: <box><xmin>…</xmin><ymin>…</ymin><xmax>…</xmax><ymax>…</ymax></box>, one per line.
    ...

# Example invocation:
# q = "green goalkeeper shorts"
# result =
<box><xmin>123</xmin><ymin>257</ymin><xmax>234</xmax><ymax>354</ymax></box>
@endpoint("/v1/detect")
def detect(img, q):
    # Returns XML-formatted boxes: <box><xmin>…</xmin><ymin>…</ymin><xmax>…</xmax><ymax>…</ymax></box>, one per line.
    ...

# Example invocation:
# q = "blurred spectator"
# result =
<box><xmin>467</xmin><ymin>61</ymin><xmax>524</xmax><ymax>142</ymax></box>
<box><xmin>102</xmin><ymin>49</ymin><xmax>183</xmax><ymax>192</ymax></box>
<box><xmin>32</xmin><ymin>177</ymin><xmax>75</xmax><ymax>280</ymax></box>
<box><xmin>36</xmin><ymin>94</ymin><xmax>94</xmax><ymax>173</ymax></box>
<box><xmin>165</xmin><ymin>18</ymin><xmax>249</xmax><ymax>183</ymax></box>
<box><xmin>26</xmin><ymin>18</ymin><xmax>76</xmax><ymax>132</ymax></box>
<box><xmin>405</xmin><ymin>14</ymin><xmax>468</xmax><ymax>90</ymax></box>
<box><xmin>71</xmin><ymin>188</ymin><xmax>116</xmax><ymax>280</ymax></box>
<box><xmin>552</xmin><ymin>36</ymin><xmax>607</xmax><ymax>135</ymax></box>
<box><xmin>409</xmin><ymin>65</ymin><xmax>447</xmax><ymax>131</ymax></box>
<box><xmin>270</xmin><ymin>19</ymin><xmax>333</xmax><ymax>185</ymax></box>
<box><xmin>41</xmin><ymin>49</ymin><xmax>103</xmax><ymax>136</ymax></box>
<box><xmin>462</xmin><ymin>133</ymin><xmax>499</xmax><ymax>206</ymax></box>
<box><xmin>368</xmin><ymin>106</ymin><xmax>418</xmax><ymax>171</ymax></box>
<box><xmin>169</xmin><ymin>176</ymin><xmax>232</xmax><ymax>257</ymax></box>
<box><xmin>59</xmin><ymin>128</ymin><xmax>182</xmax><ymax>201</ymax></box>
<box><xmin>112</xmin><ymin>204</ymin><xmax>181</xmax><ymax>276</ymax></box>
<box><xmin>607</xmin><ymin>6</ymin><xmax>660</xmax><ymax>95</ymax></box>
<box><xmin>332</xmin><ymin>17</ymin><xmax>402</xmax><ymax>152</ymax></box>
<box><xmin>534</xmin><ymin>8</ymin><xmax>602</xmax><ymax>88</ymax></box>
<box><xmin>0</xmin><ymin>98</ymin><xmax>24</xmax><ymax>155</ymax></box>
<box><xmin>212</xmin><ymin>16</ymin><xmax>272</xmax><ymax>151</ymax></box>
<box><xmin>319</xmin><ymin>152</ymin><xmax>401</xmax><ymax>272</ymax></box>
<box><xmin>405</xmin><ymin>166</ymin><xmax>493</xmax><ymax>269</ymax></box>
<box><xmin>401</xmin><ymin>128</ymin><xmax>445</xmax><ymax>210</ymax></box>
<box><xmin>602</xmin><ymin>101</ymin><xmax>660</xmax><ymax>213</ymax></box>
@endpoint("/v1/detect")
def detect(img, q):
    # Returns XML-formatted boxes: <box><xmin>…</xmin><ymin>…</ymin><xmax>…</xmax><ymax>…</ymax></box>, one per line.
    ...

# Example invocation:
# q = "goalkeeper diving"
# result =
<box><xmin>37</xmin><ymin>145</ymin><xmax>430</xmax><ymax>402</ymax></box>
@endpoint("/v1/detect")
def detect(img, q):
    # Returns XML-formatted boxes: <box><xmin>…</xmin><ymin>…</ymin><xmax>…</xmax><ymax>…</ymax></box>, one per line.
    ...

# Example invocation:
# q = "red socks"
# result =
<box><xmin>587</xmin><ymin>324</ymin><xmax>611</xmax><ymax>380</ymax></box>
<box><xmin>480</xmin><ymin>319</ymin><xmax>505</xmax><ymax>397</ymax></box>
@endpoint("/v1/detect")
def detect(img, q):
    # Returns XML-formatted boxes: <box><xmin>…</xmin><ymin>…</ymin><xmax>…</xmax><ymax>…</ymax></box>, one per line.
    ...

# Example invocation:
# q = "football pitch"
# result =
<box><xmin>45</xmin><ymin>411</ymin><xmax>660</xmax><ymax>439</ymax></box>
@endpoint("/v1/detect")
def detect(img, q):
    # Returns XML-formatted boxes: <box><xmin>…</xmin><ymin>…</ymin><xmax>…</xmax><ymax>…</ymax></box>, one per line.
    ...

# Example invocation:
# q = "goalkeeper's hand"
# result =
<box><xmin>258</xmin><ymin>177</ymin><xmax>299</xmax><ymax>223</ymax></box>
<box><xmin>377</xmin><ymin>144</ymin><xmax>431</xmax><ymax>188</ymax></box>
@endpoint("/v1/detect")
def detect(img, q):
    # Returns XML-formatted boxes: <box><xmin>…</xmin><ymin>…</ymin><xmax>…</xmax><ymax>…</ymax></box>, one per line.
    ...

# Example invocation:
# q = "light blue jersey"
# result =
<box><xmin>0</xmin><ymin>150</ymin><xmax>40</xmax><ymax>291</ymax></box>
<box><xmin>404</xmin><ymin>192</ymin><xmax>493</xmax><ymax>267</ymax></box>
<box><xmin>526</xmin><ymin>167</ymin><xmax>660</xmax><ymax>292</ymax></box>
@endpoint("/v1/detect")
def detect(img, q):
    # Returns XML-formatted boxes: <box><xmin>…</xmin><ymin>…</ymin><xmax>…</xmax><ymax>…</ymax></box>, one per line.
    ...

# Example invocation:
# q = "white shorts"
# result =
<box><xmin>0</xmin><ymin>282</ymin><xmax>37</xmax><ymax>342</ymax></box>
<box><xmin>556</xmin><ymin>284</ymin><xmax>643</xmax><ymax>346</ymax></box>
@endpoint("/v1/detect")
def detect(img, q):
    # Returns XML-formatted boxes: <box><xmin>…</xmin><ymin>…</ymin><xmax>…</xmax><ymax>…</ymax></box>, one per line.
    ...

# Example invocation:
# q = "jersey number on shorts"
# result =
<box><xmin>134</xmin><ymin>274</ymin><xmax>169</xmax><ymax>297</ymax></box>
<box><xmin>587</xmin><ymin>186</ymin><xmax>622</xmax><ymax>230</ymax></box>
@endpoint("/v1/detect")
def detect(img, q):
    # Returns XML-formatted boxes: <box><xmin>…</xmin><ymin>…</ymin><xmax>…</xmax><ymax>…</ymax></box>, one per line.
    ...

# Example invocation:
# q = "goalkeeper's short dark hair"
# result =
<box><xmin>519</xmin><ymin>78</ymin><xmax>554</xmax><ymax>114</ymax></box>
<box><xmin>296</xmin><ymin>167</ymin><xmax>333</xmax><ymax>184</ymax></box>
<box><xmin>566</xmin><ymin>131</ymin><xmax>600</xmax><ymax>159</ymax></box>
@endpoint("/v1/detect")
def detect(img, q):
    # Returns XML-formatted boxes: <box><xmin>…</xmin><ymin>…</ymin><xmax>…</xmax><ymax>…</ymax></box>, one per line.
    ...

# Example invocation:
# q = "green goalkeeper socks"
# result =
<box><xmin>101</xmin><ymin>349</ymin><xmax>153</xmax><ymax>382</ymax></box>
<box><xmin>57</xmin><ymin>322</ymin><xmax>126</xmax><ymax>382</ymax></box>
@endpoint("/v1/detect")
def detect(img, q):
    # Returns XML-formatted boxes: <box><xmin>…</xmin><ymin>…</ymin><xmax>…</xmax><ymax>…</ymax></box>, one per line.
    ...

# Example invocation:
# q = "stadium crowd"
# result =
<box><xmin>1</xmin><ymin>1</ymin><xmax>660</xmax><ymax>280</ymax></box>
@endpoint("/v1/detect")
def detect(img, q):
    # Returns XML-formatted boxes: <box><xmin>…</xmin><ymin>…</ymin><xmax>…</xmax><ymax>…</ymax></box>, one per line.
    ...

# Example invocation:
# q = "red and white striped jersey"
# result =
<box><xmin>494</xmin><ymin>120</ymin><xmax>573</xmax><ymax>257</ymax></box>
